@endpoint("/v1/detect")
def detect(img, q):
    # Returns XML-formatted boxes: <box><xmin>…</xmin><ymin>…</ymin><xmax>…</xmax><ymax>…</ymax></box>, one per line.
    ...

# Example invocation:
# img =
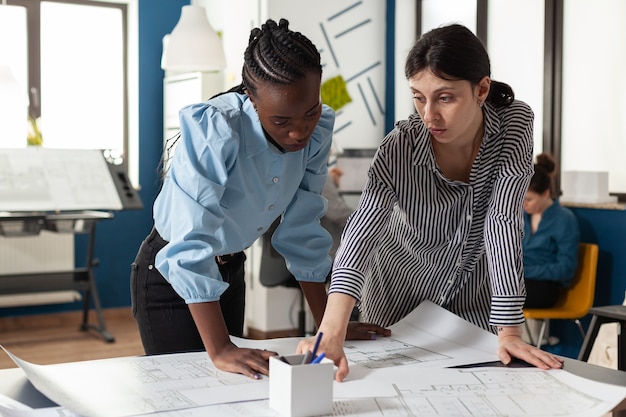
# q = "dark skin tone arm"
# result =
<box><xmin>189</xmin><ymin>281</ymin><xmax>389</xmax><ymax>381</ymax></box>
<box><xmin>300</xmin><ymin>281</ymin><xmax>391</xmax><ymax>340</ymax></box>
<box><xmin>188</xmin><ymin>302</ymin><xmax>277</xmax><ymax>380</ymax></box>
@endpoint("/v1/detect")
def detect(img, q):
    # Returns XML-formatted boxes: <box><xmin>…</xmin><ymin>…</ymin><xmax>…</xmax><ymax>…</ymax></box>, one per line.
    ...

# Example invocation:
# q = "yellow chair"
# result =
<box><xmin>523</xmin><ymin>243</ymin><xmax>599</xmax><ymax>348</ymax></box>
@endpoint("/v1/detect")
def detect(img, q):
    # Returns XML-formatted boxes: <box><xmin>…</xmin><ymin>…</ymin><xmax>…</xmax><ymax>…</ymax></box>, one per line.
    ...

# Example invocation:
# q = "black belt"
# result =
<box><xmin>216</xmin><ymin>253</ymin><xmax>239</xmax><ymax>265</ymax></box>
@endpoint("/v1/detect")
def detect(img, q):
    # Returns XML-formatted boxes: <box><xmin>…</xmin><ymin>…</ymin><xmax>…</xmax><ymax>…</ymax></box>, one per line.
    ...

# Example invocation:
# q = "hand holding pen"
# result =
<box><xmin>296</xmin><ymin>330</ymin><xmax>350</xmax><ymax>381</ymax></box>
<box><xmin>300</xmin><ymin>331</ymin><xmax>323</xmax><ymax>364</ymax></box>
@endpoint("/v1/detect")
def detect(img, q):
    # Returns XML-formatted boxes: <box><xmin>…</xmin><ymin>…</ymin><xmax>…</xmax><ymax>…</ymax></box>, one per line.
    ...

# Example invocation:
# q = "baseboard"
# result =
<box><xmin>0</xmin><ymin>307</ymin><xmax>133</xmax><ymax>333</ymax></box>
<box><xmin>247</xmin><ymin>326</ymin><xmax>300</xmax><ymax>340</ymax></box>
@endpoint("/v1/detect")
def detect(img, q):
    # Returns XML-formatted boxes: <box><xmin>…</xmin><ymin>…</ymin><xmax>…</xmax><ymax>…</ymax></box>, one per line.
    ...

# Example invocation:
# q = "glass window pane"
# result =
<box><xmin>488</xmin><ymin>0</ymin><xmax>544</xmax><ymax>157</ymax></box>
<box><xmin>421</xmin><ymin>0</ymin><xmax>477</xmax><ymax>34</ymax></box>
<box><xmin>562</xmin><ymin>0</ymin><xmax>626</xmax><ymax>193</ymax></box>
<box><xmin>40</xmin><ymin>2</ymin><xmax>124</xmax><ymax>152</ymax></box>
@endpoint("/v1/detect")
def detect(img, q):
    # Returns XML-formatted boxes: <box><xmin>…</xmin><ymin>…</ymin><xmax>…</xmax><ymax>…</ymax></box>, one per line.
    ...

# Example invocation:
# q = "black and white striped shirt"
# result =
<box><xmin>329</xmin><ymin>100</ymin><xmax>534</xmax><ymax>332</ymax></box>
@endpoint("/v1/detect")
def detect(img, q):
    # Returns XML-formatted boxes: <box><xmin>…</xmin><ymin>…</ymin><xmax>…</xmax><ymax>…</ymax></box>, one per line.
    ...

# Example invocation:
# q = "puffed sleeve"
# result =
<box><xmin>153</xmin><ymin>101</ymin><xmax>239</xmax><ymax>303</ymax></box>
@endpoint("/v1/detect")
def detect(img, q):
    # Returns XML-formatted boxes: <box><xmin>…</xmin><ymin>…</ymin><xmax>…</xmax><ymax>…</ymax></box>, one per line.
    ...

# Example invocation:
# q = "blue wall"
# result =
<box><xmin>0</xmin><ymin>0</ymin><xmax>189</xmax><ymax>318</ymax></box>
<box><xmin>548</xmin><ymin>207</ymin><xmax>626</xmax><ymax>358</ymax></box>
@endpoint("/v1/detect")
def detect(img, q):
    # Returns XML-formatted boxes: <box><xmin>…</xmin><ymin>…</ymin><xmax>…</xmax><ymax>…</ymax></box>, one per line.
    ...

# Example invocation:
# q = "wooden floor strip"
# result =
<box><xmin>0</xmin><ymin>308</ymin><xmax>145</xmax><ymax>369</ymax></box>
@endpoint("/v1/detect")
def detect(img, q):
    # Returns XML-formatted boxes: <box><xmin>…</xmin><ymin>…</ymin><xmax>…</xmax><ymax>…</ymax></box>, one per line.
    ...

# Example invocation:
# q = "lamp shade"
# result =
<box><xmin>161</xmin><ymin>5</ymin><xmax>226</xmax><ymax>72</ymax></box>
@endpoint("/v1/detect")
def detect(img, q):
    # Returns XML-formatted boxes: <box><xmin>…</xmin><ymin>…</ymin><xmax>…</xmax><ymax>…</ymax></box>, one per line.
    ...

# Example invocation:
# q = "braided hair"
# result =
<box><xmin>160</xmin><ymin>19</ymin><xmax>322</xmax><ymax>180</ymax></box>
<box><xmin>241</xmin><ymin>18</ymin><xmax>322</xmax><ymax>97</ymax></box>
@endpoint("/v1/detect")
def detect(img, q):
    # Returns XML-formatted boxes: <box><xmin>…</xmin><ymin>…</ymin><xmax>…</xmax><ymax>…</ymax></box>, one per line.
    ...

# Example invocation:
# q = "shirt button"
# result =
<box><xmin>148</xmin><ymin>265</ymin><xmax>153</xmax><ymax>270</ymax></box>
<box><xmin>272</xmin><ymin>177</ymin><xmax>279</xmax><ymax>183</ymax></box>
<box><xmin>466</xmin><ymin>215</ymin><xmax>472</xmax><ymax>221</ymax></box>
<box><xmin>440</xmin><ymin>295</ymin><xmax>446</xmax><ymax>302</ymax></box>
<box><xmin>257</xmin><ymin>227</ymin><xmax>264</xmax><ymax>232</ymax></box>
<box><xmin>447</xmin><ymin>279</ymin><xmax>453</xmax><ymax>284</ymax></box>
<box><xmin>268</xmin><ymin>205</ymin><xmax>275</xmax><ymax>211</ymax></box>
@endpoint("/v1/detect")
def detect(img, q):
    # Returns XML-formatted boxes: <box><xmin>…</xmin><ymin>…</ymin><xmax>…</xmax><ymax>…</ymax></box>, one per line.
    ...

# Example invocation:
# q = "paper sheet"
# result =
<box><xmin>0</xmin><ymin>148</ymin><xmax>123</xmax><ymax>212</ymax></box>
<box><xmin>2</xmin><ymin>301</ymin><xmax>626</xmax><ymax>417</ymax></box>
<box><xmin>4</xmin><ymin>366</ymin><xmax>625</xmax><ymax>417</ymax></box>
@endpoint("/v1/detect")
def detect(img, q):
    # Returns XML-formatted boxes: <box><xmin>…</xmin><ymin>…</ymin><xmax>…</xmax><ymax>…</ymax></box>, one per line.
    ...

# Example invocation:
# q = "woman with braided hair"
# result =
<box><xmin>131</xmin><ymin>18</ymin><xmax>387</xmax><ymax>379</ymax></box>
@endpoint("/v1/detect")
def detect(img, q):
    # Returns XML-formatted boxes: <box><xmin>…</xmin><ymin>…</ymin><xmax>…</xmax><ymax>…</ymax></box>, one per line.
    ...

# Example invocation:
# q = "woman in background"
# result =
<box><xmin>522</xmin><ymin>152</ymin><xmax>579</xmax><ymax>309</ymax></box>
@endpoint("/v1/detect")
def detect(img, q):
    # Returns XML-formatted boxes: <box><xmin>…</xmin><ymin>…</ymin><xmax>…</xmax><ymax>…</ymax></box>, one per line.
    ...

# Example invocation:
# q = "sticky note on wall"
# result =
<box><xmin>321</xmin><ymin>75</ymin><xmax>352</xmax><ymax>111</ymax></box>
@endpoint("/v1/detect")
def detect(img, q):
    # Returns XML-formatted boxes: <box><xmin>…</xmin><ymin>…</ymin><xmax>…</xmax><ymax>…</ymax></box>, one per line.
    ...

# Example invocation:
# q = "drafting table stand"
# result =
<box><xmin>0</xmin><ymin>211</ymin><xmax>116</xmax><ymax>342</ymax></box>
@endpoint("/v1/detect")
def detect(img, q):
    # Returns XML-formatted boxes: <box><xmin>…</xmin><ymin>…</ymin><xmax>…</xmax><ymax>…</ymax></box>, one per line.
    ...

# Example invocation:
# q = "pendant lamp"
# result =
<box><xmin>161</xmin><ymin>5</ymin><xmax>226</xmax><ymax>72</ymax></box>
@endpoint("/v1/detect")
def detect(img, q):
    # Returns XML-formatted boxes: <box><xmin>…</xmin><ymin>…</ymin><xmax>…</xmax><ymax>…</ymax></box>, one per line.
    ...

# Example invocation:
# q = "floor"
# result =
<box><xmin>0</xmin><ymin>307</ymin><xmax>145</xmax><ymax>369</ymax></box>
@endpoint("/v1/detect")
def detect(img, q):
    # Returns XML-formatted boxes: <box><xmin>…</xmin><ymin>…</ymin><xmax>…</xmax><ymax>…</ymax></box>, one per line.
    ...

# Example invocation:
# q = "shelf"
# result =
<box><xmin>561</xmin><ymin>201</ymin><xmax>626</xmax><ymax>211</ymax></box>
<box><xmin>0</xmin><ymin>211</ymin><xmax>115</xmax><ymax>343</ymax></box>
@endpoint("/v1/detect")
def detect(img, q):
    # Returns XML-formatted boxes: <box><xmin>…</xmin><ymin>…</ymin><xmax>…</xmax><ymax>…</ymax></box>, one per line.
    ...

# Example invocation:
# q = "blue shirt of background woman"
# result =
<box><xmin>522</xmin><ymin>152</ymin><xmax>580</xmax><ymax>309</ymax></box>
<box><xmin>522</xmin><ymin>199</ymin><xmax>579</xmax><ymax>287</ymax></box>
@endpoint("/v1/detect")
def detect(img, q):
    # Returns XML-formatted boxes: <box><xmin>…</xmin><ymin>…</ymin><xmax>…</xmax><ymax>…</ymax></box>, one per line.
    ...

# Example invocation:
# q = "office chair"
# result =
<box><xmin>523</xmin><ymin>243</ymin><xmax>599</xmax><ymax>348</ymax></box>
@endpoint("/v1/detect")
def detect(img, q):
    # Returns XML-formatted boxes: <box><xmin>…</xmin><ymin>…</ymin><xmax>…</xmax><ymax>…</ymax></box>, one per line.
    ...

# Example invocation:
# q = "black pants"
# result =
<box><xmin>524</xmin><ymin>279</ymin><xmax>562</xmax><ymax>309</ymax></box>
<box><xmin>130</xmin><ymin>228</ymin><xmax>246</xmax><ymax>355</ymax></box>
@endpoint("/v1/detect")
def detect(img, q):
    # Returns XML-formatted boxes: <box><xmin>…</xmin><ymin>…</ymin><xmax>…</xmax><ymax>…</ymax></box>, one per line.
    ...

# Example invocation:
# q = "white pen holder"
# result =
<box><xmin>269</xmin><ymin>354</ymin><xmax>334</xmax><ymax>417</ymax></box>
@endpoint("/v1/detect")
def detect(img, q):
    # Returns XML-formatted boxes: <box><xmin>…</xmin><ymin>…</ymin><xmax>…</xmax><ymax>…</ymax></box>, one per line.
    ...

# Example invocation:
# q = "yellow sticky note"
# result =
<box><xmin>321</xmin><ymin>75</ymin><xmax>352</xmax><ymax>111</ymax></box>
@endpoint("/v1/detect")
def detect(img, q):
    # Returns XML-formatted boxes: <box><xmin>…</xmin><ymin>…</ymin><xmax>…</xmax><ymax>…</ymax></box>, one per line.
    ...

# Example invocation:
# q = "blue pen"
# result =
<box><xmin>310</xmin><ymin>332</ymin><xmax>323</xmax><ymax>363</ymax></box>
<box><xmin>311</xmin><ymin>352</ymin><xmax>326</xmax><ymax>364</ymax></box>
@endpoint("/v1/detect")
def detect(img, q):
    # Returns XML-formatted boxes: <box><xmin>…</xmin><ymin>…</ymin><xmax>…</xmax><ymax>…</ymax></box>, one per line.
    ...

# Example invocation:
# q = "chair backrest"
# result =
<box><xmin>545</xmin><ymin>242</ymin><xmax>599</xmax><ymax>317</ymax></box>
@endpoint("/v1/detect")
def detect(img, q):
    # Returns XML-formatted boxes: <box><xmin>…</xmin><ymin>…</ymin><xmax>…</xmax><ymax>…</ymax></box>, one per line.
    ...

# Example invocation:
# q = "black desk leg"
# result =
<box><xmin>80</xmin><ymin>269</ymin><xmax>115</xmax><ymax>343</ymax></box>
<box><xmin>578</xmin><ymin>315</ymin><xmax>604</xmax><ymax>362</ymax></box>
<box><xmin>578</xmin><ymin>314</ymin><xmax>626</xmax><ymax>360</ymax></box>
<box><xmin>619</xmin><ymin>321</ymin><xmax>626</xmax><ymax>371</ymax></box>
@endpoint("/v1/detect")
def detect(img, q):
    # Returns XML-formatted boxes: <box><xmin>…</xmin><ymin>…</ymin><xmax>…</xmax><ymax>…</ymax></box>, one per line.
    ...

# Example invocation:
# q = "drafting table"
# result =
<box><xmin>0</xmin><ymin>148</ymin><xmax>142</xmax><ymax>343</ymax></box>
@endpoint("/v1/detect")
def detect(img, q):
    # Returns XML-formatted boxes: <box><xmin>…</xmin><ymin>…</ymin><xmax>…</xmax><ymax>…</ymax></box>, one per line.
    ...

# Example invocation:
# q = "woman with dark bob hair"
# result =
<box><xmin>299</xmin><ymin>23</ymin><xmax>564</xmax><ymax>382</ymax></box>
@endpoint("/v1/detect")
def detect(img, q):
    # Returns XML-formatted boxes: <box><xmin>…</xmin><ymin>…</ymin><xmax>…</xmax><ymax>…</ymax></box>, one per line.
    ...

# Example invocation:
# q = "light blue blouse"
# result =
<box><xmin>153</xmin><ymin>92</ymin><xmax>335</xmax><ymax>303</ymax></box>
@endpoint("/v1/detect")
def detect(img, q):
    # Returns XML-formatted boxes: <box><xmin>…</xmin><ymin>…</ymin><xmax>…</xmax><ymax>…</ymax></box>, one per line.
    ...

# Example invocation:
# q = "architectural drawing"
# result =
<box><xmin>344</xmin><ymin>337</ymin><xmax>450</xmax><ymax>369</ymax></box>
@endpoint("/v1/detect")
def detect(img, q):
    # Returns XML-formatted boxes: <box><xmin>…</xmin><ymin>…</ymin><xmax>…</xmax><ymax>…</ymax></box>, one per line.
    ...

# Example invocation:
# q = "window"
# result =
<box><xmin>561</xmin><ymin>0</ymin><xmax>626</xmax><ymax>195</ymax></box>
<box><xmin>3</xmin><ymin>0</ymin><xmax>127</xmax><ymax>157</ymax></box>
<box><xmin>487</xmin><ymin>0</ymin><xmax>545</xmax><ymax>158</ymax></box>
<box><xmin>421</xmin><ymin>0</ymin><xmax>477</xmax><ymax>33</ymax></box>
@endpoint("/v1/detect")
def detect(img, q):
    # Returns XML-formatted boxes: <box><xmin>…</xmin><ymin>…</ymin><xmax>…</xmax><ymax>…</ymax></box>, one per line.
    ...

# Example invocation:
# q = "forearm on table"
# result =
<box><xmin>188</xmin><ymin>301</ymin><xmax>232</xmax><ymax>357</ymax></box>
<box><xmin>299</xmin><ymin>280</ymin><xmax>328</xmax><ymax>328</ymax></box>
<box><xmin>318</xmin><ymin>293</ymin><xmax>357</xmax><ymax>338</ymax></box>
